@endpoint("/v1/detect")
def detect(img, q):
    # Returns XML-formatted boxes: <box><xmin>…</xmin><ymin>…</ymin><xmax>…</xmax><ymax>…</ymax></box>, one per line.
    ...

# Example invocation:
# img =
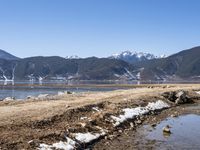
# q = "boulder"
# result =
<box><xmin>162</xmin><ymin>90</ymin><xmax>192</xmax><ymax>104</ymax></box>
<box><xmin>163</xmin><ymin>125</ymin><xmax>171</xmax><ymax>134</ymax></box>
<box><xmin>175</xmin><ymin>91</ymin><xmax>191</xmax><ymax>104</ymax></box>
<box><xmin>67</xmin><ymin>91</ymin><xmax>72</xmax><ymax>94</ymax></box>
<box><xmin>161</xmin><ymin>91</ymin><xmax>177</xmax><ymax>102</ymax></box>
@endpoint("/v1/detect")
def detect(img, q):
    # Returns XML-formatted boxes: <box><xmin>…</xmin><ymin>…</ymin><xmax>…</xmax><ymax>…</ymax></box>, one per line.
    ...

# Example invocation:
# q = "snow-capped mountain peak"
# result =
<box><xmin>65</xmin><ymin>55</ymin><xmax>79</xmax><ymax>59</ymax></box>
<box><xmin>111</xmin><ymin>51</ymin><xmax>156</xmax><ymax>59</ymax></box>
<box><xmin>158</xmin><ymin>54</ymin><xmax>167</xmax><ymax>58</ymax></box>
<box><xmin>110</xmin><ymin>51</ymin><xmax>157</xmax><ymax>64</ymax></box>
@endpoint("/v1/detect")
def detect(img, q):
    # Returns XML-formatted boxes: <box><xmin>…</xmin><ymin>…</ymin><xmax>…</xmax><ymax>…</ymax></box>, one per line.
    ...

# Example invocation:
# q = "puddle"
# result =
<box><xmin>142</xmin><ymin>114</ymin><xmax>200</xmax><ymax>149</ymax></box>
<box><xmin>93</xmin><ymin>104</ymin><xmax>200</xmax><ymax>150</ymax></box>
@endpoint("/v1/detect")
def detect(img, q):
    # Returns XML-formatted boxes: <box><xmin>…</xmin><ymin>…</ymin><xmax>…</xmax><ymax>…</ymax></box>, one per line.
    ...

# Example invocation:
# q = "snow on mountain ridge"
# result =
<box><xmin>111</xmin><ymin>51</ymin><xmax>156</xmax><ymax>60</ymax></box>
<box><xmin>65</xmin><ymin>55</ymin><xmax>79</xmax><ymax>59</ymax></box>
<box><xmin>110</xmin><ymin>51</ymin><xmax>166</xmax><ymax>64</ymax></box>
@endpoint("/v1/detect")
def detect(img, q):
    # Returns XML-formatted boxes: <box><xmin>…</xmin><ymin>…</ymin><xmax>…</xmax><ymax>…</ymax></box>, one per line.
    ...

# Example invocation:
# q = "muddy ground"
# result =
<box><xmin>0</xmin><ymin>84</ymin><xmax>200</xmax><ymax>149</ymax></box>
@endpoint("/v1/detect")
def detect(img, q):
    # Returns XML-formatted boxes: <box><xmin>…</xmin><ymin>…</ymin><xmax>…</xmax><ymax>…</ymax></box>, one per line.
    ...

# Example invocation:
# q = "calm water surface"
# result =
<box><xmin>141</xmin><ymin>114</ymin><xmax>200</xmax><ymax>150</ymax></box>
<box><xmin>0</xmin><ymin>86</ymin><xmax>122</xmax><ymax>100</ymax></box>
<box><xmin>0</xmin><ymin>80</ymin><xmax>130</xmax><ymax>100</ymax></box>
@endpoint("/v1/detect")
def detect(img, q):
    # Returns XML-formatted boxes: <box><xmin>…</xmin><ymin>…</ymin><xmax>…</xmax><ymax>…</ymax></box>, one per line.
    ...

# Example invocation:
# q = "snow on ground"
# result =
<box><xmin>80</xmin><ymin>116</ymin><xmax>88</xmax><ymax>120</ymax></box>
<box><xmin>124</xmin><ymin>68</ymin><xmax>135</xmax><ymax>79</ymax></box>
<box><xmin>38</xmin><ymin>138</ymin><xmax>76</xmax><ymax>150</ymax></box>
<box><xmin>74</xmin><ymin>131</ymin><xmax>105</xmax><ymax>143</ymax></box>
<box><xmin>146</xmin><ymin>100</ymin><xmax>169</xmax><ymax>110</ymax></box>
<box><xmin>58</xmin><ymin>91</ymin><xmax>65</xmax><ymax>96</ymax></box>
<box><xmin>195</xmin><ymin>91</ymin><xmax>200</xmax><ymax>95</ymax></box>
<box><xmin>38</xmin><ymin>100</ymin><xmax>170</xmax><ymax>149</ymax></box>
<box><xmin>38</xmin><ymin>131</ymin><xmax>106</xmax><ymax>149</ymax></box>
<box><xmin>92</xmin><ymin>107</ymin><xmax>101</xmax><ymax>112</ymax></box>
<box><xmin>111</xmin><ymin>100</ymin><xmax>170</xmax><ymax>126</ymax></box>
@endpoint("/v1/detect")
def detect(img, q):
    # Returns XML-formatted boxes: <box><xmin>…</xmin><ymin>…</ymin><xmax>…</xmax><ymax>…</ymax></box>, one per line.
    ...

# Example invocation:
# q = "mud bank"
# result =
<box><xmin>94</xmin><ymin>104</ymin><xmax>200</xmax><ymax>150</ymax></box>
<box><xmin>0</xmin><ymin>84</ymin><xmax>200</xmax><ymax>149</ymax></box>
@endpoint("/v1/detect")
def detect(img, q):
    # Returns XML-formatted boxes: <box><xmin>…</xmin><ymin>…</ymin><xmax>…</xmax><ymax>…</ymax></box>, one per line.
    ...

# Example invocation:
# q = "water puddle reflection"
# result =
<box><xmin>143</xmin><ymin>114</ymin><xmax>200</xmax><ymax>149</ymax></box>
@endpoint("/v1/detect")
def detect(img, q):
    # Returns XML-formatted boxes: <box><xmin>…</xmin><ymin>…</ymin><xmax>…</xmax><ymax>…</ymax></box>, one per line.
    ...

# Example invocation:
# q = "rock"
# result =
<box><xmin>107</xmin><ymin>135</ymin><xmax>116</xmax><ymax>140</ymax></box>
<box><xmin>171</xmin><ymin>114</ymin><xmax>177</xmax><ymax>118</ymax></box>
<box><xmin>151</xmin><ymin>124</ymin><xmax>157</xmax><ymax>128</ymax></box>
<box><xmin>67</xmin><ymin>91</ymin><xmax>72</xmax><ymax>94</ymax></box>
<box><xmin>77</xmin><ymin>122</ymin><xmax>86</xmax><ymax>127</ymax></box>
<box><xmin>118</xmin><ymin>130</ymin><xmax>122</xmax><ymax>133</ymax></box>
<box><xmin>3</xmin><ymin>97</ymin><xmax>15</xmax><ymax>101</ymax></box>
<box><xmin>65</xmin><ymin>105</ymin><xmax>70</xmax><ymax>108</ymax></box>
<box><xmin>135</xmin><ymin>120</ymin><xmax>142</xmax><ymax>125</ymax></box>
<box><xmin>162</xmin><ymin>90</ymin><xmax>192</xmax><ymax>104</ymax></box>
<box><xmin>28</xmin><ymin>139</ymin><xmax>39</xmax><ymax>147</ymax></box>
<box><xmin>130</xmin><ymin>122</ymin><xmax>134</xmax><ymax>128</ymax></box>
<box><xmin>161</xmin><ymin>91</ymin><xmax>177</xmax><ymax>102</ymax></box>
<box><xmin>163</xmin><ymin>125</ymin><xmax>171</xmax><ymax>134</ymax></box>
<box><xmin>26</xmin><ymin>95</ymin><xmax>35</xmax><ymax>99</ymax></box>
<box><xmin>175</xmin><ymin>91</ymin><xmax>191</xmax><ymax>104</ymax></box>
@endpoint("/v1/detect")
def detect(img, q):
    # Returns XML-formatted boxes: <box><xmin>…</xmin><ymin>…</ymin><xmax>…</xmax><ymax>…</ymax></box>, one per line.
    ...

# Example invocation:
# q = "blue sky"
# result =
<box><xmin>0</xmin><ymin>0</ymin><xmax>200</xmax><ymax>58</ymax></box>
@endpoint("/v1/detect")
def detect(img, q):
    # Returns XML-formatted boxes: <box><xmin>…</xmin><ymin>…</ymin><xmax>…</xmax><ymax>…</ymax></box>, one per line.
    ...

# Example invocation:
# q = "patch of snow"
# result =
<box><xmin>80</xmin><ymin>116</ymin><xmax>88</xmax><ymax>120</ymax></box>
<box><xmin>74</xmin><ymin>131</ymin><xmax>106</xmax><ymax>143</ymax></box>
<box><xmin>195</xmin><ymin>91</ymin><xmax>200</xmax><ymax>95</ymax></box>
<box><xmin>28</xmin><ymin>140</ymin><xmax>33</xmax><ymax>144</ymax></box>
<box><xmin>110</xmin><ymin>51</ymin><xmax>157</xmax><ymax>60</ymax></box>
<box><xmin>38</xmin><ymin>94</ymin><xmax>49</xmax><ymax>98</ymax></box>
<box><xmin>124</xmin><ymin>68</ymin><xmax>135</xmax><ymax>79</ymax></box>
<box><xmin>3</xmin><ymin>97</ymin><xmax>15</xmax><ymax>101</ymax></box>
<box><xmin>159</xmin><ymin>54</ymin><xmax>167</xmax><ymax>58</ymax></box>
<box><xmin>111</xmin><ymin>100</ymin><xmax>169</xmax><ymax>126</ymax></box>
<box><xmin>136</xmin><ymin>72</ymin><xmax>141</xmax><ymax>80</ymax></box>
<box><xmin>146</xmin><ymin>100</ymin><xmax>169</xmax><ymax>110</ymax></box>
<box><xmin>92</xmin><ymin>107</ymin><xmax>100</xmax><ymax>112</ymax></box>
<box><xmin>67</xmin><ymin>75</ymin><xmax>76</xmax><ymax>80</ymax></box>
<box><xmin>58</xmin><ymin>91</ymin><xmax>66</xmax><ymax>96</ymax></box>
<box><xmin>38</xmin><ymin>138</ymin><xmax>76</xmax><ymax>150</ymax></box>
<box><xmin>66</xmin><ymin>55</ymin><xmax>79</xmax><ymax>59</ymax></box>
<box><xmin>114</xmin><ymin>73</ymin><xmax>120</xmax><ymax>77</ymax></box>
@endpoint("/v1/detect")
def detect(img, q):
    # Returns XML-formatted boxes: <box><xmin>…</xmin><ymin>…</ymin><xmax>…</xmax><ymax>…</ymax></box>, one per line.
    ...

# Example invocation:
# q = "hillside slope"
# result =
<box><xmin>136</xmin><ymin>46</ymin><xmax>200</xmax><ymax>80</ymax></box>
<box><xmin>13</xmin><ymin>57</ymin><xmax>137</xmax><ymax>80</ymax></box>
<box><xmin>0</xmin><ymin>49</ymin><xmax>19</xmax><ymax>60</ymax></box>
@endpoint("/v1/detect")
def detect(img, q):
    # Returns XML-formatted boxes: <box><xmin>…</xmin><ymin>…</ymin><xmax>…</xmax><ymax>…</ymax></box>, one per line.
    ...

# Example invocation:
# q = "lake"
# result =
<box><xmin>0</xmin><ymin>86</ymin><xmax>124</xmax><ymax>100</ymax></box>
<box><xmin>0</xmin><ymin>79</ymin><xmax>130</xmax><ymax>100</ymax></box>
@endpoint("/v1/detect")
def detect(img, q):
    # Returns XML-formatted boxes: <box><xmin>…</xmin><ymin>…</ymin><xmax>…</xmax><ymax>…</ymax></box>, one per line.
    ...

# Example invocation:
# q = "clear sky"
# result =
<box><xmin>0</xmin><ymin>0</ymin><xmax>200</xmax><ymax>58</ymax></box>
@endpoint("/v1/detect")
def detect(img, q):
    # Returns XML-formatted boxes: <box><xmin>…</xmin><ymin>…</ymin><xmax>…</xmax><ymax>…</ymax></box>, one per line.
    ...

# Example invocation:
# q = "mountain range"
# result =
<box><xmin>0</xmin><ymin>46</ymin><xmax>199</xmax><ymax>81</ymax></box>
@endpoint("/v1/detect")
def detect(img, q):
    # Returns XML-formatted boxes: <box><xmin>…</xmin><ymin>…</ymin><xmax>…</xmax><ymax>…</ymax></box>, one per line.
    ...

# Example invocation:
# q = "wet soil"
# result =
<box><xmin>93</xmin><ymin>104</ymin><xmax>200</xmax><ymax>150</ymax></box>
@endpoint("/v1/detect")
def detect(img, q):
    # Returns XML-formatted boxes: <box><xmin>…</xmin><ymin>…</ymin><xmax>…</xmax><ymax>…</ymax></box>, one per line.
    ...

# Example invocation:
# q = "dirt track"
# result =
<box><xmin>0</xmin><ymin>84</ymin><xmax>200</xmax><ymax>149</ymax></box>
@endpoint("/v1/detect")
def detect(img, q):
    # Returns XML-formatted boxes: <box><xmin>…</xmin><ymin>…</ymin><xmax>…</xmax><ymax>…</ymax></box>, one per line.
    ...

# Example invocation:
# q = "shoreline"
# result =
<box><xmin>0</xmin><ymin>84</ymin><xmax>200</xmax><ymax>149</ymax></box>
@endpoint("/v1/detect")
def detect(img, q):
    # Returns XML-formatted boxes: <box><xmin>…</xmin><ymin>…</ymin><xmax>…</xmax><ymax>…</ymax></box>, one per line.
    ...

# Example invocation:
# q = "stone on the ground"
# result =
<box><xmin>175</xmin><ymin>91</ymin><xmax>191</xmax><ymax>104</ymax></box>
<box><xmin>151</xmin><ymin>123</ymin><xmax>157</xmax><ymax>127</ymax></box>
<box><xmin>161</xmin><ymin>91</ymin><xmax>177</xmax><ymax>102</ymax></box>
<box><xmin>162</xmin><ymin>90</ymin><xmax>192</xmax><ymax>104</ymax></box>
<box><xmin>67</xmin><ymin>91</ymin><xmax>72</xmax><ymax>94</ymax></box>
<box><xmin>162</xmin><ymin>125</ymin><xmax>171</xmax><ymax>134</ymax></box>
